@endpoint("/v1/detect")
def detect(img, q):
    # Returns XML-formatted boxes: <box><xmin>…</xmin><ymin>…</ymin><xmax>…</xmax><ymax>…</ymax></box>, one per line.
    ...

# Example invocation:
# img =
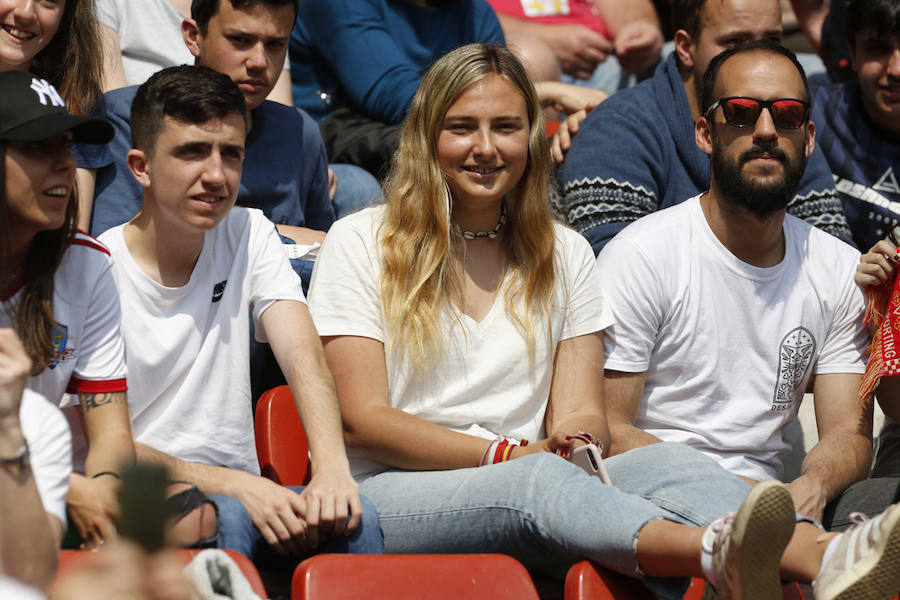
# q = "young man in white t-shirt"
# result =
<box><xmin>599</xmin><ymin>41</ymin><xmax>900</xmax><ymax>595</ymax></box>
<box><xmin>98</xmin><ymin>65</ymin><xmax>381</xmax><ymax>559</ymax></box>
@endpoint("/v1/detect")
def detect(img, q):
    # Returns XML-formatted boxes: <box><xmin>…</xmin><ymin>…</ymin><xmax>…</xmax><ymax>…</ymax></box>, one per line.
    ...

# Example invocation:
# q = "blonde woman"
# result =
<box><xmin>307</xmin><ymin>44</ymin><xmax>894</xmax><ymax>600</ymax></box>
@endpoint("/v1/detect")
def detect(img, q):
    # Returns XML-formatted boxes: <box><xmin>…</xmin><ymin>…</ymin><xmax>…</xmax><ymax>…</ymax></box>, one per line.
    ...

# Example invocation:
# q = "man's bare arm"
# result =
<box><xmin>261</xmin><ymin>300</ymin><xmax>362</xmax><ymax>541</ymax></box>
<box><xmin>789</xmin><ymin>0</ymin><xmax>829</xmax><ymax>53</ymax></box>
<box><xmin>604</xmin><ymin>369</ymin><xmax>664</xmax><ymax>456</ymax></box>
<box><xmin>789</xmin><ymin>372</ymin><xmax>873</xmax><ymax>520</ymax></box>
<box><xmin>592</xmin><ymin>0</ymin><xmax>663</xmax><ymax>75</ymax></box>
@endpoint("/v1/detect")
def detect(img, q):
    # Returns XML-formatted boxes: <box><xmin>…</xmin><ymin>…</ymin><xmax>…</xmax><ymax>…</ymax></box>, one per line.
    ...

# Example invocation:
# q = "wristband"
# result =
<box><xmin>479</xmin><ymin>439</ymin><xmax>495</xmax><ymax>467</ymax></box>
<box><xmin>492</xmin><ymin>439</ymin><xmax>509</xmax><ymax>464</ymax></box>
<box><xmin>91</xmin><ymin>471</ymin><xmax>120</xmax><ymax>480</ymax></box>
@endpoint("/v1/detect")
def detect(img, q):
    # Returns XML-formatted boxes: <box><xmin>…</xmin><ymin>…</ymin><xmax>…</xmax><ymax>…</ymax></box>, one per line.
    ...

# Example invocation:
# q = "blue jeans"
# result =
<box><xmin>329</xmin><ymin>163</ymin><xmax>381</xmax><ymax>219</ymax></box>
<box><xmin>208</xmin><ymin>487</ymin><xmax>383</xmax><ymax>559</ymax></box>
<box><xmin>359</xmin><ymin>443</ymin><xmax>751</xmax><ymax>600</ymax></box>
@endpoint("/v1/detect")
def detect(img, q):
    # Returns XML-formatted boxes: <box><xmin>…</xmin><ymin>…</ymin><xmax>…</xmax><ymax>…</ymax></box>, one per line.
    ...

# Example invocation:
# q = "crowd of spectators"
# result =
<box><xmin>1</xmin><ymin>0</ymin><xmax>899</xmax><ymax>598</ymax></box>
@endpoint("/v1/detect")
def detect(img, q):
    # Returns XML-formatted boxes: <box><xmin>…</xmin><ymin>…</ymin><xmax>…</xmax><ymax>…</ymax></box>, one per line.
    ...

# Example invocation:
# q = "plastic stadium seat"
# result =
<box><xmin>292</xmin><ymin>553</ymin><xmax>540</xmax><ymax>599</ymax></box>
<box><xmin>563</xmin><ymin>561</ymin><xmax>824</xmax><ymax>600</ymax></box>
<box><xmin>564</xmin><ymin>561</ymin><xmax>658</xmax><ymax>600</ymax></box>
<box><xmin>255</xmin><ymin>384</ymin><xmax>311</xmax><ymax>486</ymax></box>
<box><xmin>55</xmin><ymin>549</ymin><xmax>267</xmax><ymax>597</ymax></box>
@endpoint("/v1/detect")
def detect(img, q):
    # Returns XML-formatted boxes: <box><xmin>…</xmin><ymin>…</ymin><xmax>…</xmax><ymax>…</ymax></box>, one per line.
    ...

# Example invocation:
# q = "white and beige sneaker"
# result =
<box><xmin>814</xmin><ymin>502</ymin><xmax>900</xmax><ymax>600</ymax></box>
<box><xmin>701</xmin><ymin>480</ymin><xmax>796</xmax><ymax>600</ymax></box>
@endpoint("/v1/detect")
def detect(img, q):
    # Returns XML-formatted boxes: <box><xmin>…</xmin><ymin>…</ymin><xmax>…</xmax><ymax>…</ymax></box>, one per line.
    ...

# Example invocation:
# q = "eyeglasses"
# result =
<box><xmin>705</xmin><ymin>96</ymin><xmax>810</xmax><ymax>130</ymax></box>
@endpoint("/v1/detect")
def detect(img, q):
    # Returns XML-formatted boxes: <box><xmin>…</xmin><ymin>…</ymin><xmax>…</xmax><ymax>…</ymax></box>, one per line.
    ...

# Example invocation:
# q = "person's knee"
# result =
<box><xmin>206</xmin><ymin>494</ymin><xmax>258</xmax><ymax>556</ymax></box>
<box><xmin>350</xmin><ymin>495</ymin><xmax>384</xmax><ymax>553</ymax></box>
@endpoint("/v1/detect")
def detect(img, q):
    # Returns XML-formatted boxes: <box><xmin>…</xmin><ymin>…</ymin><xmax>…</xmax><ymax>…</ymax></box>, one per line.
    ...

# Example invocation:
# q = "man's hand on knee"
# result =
<box><xmin>229</xmin><ymin>472</ymin><xmax>312</xmax><ymax>555</ymax></box>
<box><xmin>298</xmin><ymin>470</ymin><xmax>364</xmax><ymax>547</ymax></box>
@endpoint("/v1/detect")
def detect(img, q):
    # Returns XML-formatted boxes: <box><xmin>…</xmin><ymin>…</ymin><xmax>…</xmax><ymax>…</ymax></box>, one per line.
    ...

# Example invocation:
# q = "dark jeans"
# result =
<box><xmin>823</xmin><ymin>421</ymin><xmax>900</xmax><ymax>531</ymax></box>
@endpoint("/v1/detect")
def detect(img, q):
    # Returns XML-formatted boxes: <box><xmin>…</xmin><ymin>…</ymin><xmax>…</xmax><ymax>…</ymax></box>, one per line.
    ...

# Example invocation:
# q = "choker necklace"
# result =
<box><xmin>462</xmin><ymin>205</ymin><xmax>507</xmax><ymax>240</ymax></box>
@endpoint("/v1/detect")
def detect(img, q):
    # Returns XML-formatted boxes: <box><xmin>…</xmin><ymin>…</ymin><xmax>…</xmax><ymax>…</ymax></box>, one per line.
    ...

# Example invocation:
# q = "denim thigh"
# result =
<box><xmin>209</xmin><ymin>486</ymin><xmax>383</xmax><ymax>559</ymax></box>
<box><xmin>359</xmin><ymin>444</ymin><xmax>749</xmax><ymax>598</ymax></box>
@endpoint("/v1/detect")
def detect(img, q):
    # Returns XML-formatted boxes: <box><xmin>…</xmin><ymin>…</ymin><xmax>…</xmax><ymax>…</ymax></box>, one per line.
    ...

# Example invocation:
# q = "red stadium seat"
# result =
<box><xmin>292</xmin><ymin>553</ymin><xmax>540</xmax><ymax>599</ymax></box>
<box><xmin>55</xmin><ymin>549</ymin><xmax>267</xmax><ymax>598</ymax></box>
<box><xmin>563</xmin><ymin>561</ymin><xmax>823</xmax><ymax>600</ymax></box>
<box><xmin>255</xmin><ymin>385</ymin><xmax>311</xmax><ymax>486</ymax></box>
<box><xmin>564</xmin><ymin>561</ymin><xmax>657</xmax><ymax>600</ymax></box>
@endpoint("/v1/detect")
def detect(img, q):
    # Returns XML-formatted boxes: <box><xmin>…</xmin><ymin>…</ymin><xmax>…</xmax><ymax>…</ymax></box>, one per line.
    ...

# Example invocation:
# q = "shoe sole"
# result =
<box><xmin>728</xmin><ymin>480</ymin><xmax>796</xmax><ymax>600</ymax></box>
<box><xmin>818</xmin><ymin>503</ymin><xmax>900</xmax><ymax>600</ymax></box>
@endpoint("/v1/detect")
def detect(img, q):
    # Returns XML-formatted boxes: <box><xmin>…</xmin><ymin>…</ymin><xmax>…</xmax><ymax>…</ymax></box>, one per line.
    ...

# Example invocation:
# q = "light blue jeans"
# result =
<box><xmin>359</xmin><ymin>442</ymin><xmax>751</xmax><ymax>599</ymax></box>
<box><xmin>208</xmin><ymin>487</ymin><xmax>384</xmax><ymax>559</ymax></box>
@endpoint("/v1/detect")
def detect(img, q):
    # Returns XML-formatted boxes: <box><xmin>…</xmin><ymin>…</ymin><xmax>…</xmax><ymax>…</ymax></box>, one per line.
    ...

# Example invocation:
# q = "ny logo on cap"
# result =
<box><xmin>30</xmin><ymin>78</ymin><xmax>65</xmax><ymax>108</ymax></box>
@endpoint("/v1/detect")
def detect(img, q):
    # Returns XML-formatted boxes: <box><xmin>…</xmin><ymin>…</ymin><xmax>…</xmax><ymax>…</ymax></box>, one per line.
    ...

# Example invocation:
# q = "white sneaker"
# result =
<box><xmin>814</xmin><ymin>503</ymin><xmax>900</xmax><ymax>600</ymax></box>
<box><xmin>701</xmin><ymin>480</ymin><xmax>795</xmax><ymax>600</ymax></box>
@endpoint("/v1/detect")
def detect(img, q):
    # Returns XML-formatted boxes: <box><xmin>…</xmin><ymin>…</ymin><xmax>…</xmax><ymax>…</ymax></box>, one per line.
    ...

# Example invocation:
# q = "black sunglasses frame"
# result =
<box><xmin>704</xmin><ymin>96</ymin><xmax>810</xmax><ymax>130</ymax></box>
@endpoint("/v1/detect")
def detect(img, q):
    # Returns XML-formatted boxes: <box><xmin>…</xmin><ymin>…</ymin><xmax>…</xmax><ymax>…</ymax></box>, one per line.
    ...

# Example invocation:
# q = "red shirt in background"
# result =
<box><xmin>486</xmin><ymin>0</ymin><xmax>610</xmax><ymax>38</ymax></box>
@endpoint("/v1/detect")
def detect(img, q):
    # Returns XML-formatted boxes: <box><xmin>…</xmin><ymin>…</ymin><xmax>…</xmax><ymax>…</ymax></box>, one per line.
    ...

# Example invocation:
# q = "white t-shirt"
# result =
<box><xmin>598</xmin><ymin>195</ymin><xmax>868</xmax><ymax>481</ymax></box>
<box><xmin>99</xmin><ymin>208</ymin><xmax>305</xmax><ymax>474</ymax></box>
<box><xmin>309</xmin><ymin>206</ymin><xmax>614</xmax><ymax>480</ymax></box>
<box><xmin>20</xmin><ymin>389</ymin><xmax>72</xmax><ymax>527</ymax></box>
<box><xmin>95</xmin><ymin>0</ymin><xmax>290</xmax><ymax>87</ymax></box>
<box><xmin>0</xmin><ymin>233</ymin><xmax>128</xmax><ymax>472</ymax></box>
<box><xmin>0</xmin><ymin>232</ymin><xmax>128</xmax><ymax>401</ymax></box>
<box><xmin>0</xmin><ymin>576</ymin><xmax>44</xmax><ymax>600</ymax></box>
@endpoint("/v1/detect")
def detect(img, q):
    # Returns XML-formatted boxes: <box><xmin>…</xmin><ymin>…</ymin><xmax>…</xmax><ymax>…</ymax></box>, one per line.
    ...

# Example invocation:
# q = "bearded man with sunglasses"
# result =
<box><xmin>556</xmin><ymin>0</ymin><xmax>851</xmax><ymax>256</ymax></box>
<box><xmin>597</xmin><ymin>40</ymin><xmax>873</xmax><ymax>526</ymax></box>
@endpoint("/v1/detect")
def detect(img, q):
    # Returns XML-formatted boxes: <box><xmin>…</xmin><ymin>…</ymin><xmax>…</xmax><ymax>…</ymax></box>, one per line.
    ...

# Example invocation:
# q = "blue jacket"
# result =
<box><xmin>289</xmin><ymin>0</ymin><xmax>504</xmax><ymax>124</ymax></box>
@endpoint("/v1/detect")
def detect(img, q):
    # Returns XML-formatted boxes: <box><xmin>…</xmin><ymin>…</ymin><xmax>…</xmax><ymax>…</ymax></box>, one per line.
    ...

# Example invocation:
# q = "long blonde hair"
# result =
<box><xmin>379</xmin><ymin>43</ymin><xmax>556</xmax><ymax>368</ymax></box>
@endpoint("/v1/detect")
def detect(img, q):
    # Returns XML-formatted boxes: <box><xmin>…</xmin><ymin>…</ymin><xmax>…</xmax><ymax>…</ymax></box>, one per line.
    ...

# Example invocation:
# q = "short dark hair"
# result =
<box><xmin>131</xmin><ymin>65</ymin><xmax>248</xmax><ymax>155</ymax></box>
<box><xmin>671</xmin><ymin>0</ymin><xmax>708</xmax><ymax>40</ymax></box>
<box><xmin>846</xmin><ymin>0</ymin><xmax>900</xmax><ymax>43</ymax></box>
<box><xmin>700</xmin><ymin>39</ymin><xmax>810</xmax><ymax>117</ymax></box>
<box><xmin>191</xmin><ymin>0</ymin><xmax>299</xmax><ymax>35</ymax></box>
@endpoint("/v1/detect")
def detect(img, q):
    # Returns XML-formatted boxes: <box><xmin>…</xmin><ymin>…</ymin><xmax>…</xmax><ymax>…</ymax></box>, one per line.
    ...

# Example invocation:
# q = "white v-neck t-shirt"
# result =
<box><xmin>309</xmin><ymin>206</ymin><xmax>613</xmax><ymax>481</ymax></box>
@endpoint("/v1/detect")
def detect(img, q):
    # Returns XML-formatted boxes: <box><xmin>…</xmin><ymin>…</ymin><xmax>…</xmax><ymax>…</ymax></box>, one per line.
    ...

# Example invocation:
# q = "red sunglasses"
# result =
<box><xmin>705</xmin><ymin>96</ymin><xmax>810</xmax><ymax>130</ymax></box>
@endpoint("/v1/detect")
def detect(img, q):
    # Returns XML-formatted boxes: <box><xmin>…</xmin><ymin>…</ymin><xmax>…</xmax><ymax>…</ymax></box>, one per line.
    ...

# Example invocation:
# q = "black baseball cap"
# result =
<box><xmin>0</xmin><ymin>71</ymin><xmax>113</xmax><ymax>144</ymax></box>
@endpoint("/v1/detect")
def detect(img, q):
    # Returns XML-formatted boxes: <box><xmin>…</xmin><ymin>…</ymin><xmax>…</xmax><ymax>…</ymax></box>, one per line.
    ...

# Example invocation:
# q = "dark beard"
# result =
<box><xmin>711</xmin><ymin>135</ymin><xmax>807</xmax><ymax>218</ymax></box>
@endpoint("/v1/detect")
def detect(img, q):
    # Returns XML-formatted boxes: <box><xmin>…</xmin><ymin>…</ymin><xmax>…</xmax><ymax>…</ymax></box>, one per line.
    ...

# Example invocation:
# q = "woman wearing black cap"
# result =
<box><xmin>0</xmin><ymin>0</ymin><xmax>103</xmax><ymax>115</ymax></box>
<box><xmin>0</xmin><ymin>69</ymin><xmax>133</xmax><ymax>553</ymax></box>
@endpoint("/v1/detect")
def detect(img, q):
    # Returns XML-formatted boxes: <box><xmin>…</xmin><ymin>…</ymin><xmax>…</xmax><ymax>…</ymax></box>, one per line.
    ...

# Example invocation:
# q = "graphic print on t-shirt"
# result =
<box><xmin>521</xmin><ymin>0</ymin><xmax>570</xmax><ymax>17</ymax></box>
<box><xmin>772</xmin><ymin>327</ymin><xmax>816</xmax><ymax>411</ymax></box>
<box><xmin>49</xmin><ymin>322</ymin><xmax>74</xmax><ymax>368</ymax></box>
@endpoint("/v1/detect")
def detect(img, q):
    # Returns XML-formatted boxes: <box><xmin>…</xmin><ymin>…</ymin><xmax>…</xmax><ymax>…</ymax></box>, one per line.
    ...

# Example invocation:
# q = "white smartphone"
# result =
<box><xmin>569</xmin><ymin>443</ymin><xmax>612</xmax><ymax>485</ymax></box>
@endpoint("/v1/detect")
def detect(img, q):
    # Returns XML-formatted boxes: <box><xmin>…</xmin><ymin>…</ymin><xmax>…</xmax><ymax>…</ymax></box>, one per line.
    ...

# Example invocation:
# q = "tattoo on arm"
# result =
<box><xmin>80</xmin><ymin>392</ymin><xmax>126</xmax><ymax>411</ymax></box>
